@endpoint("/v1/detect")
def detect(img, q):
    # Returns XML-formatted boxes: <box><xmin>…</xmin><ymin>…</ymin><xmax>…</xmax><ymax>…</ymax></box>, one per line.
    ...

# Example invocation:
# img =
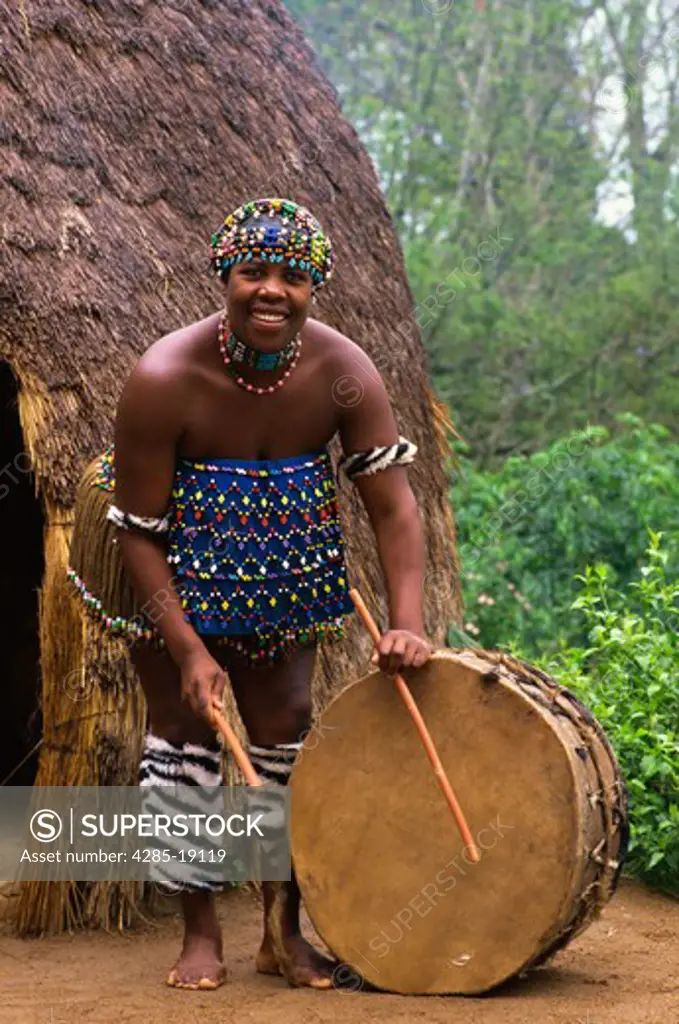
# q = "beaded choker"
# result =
<box><xmin>218</xmin><ymin>312</ymin><xmax>302</xmax><ymax>396</ymax></box>
<box><xmin>224</xmin><ymin>327</ymin><xmax>298</xmax><ymax>371</ymax></box>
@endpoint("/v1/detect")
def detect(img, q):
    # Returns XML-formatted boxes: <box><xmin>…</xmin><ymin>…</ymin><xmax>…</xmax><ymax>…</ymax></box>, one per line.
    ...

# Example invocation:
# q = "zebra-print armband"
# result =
<box><xmin>106</xmin><ymin>504</ymin><xmax>171</xmax><ymax>535</ymax></box>
<box><xmin>338</xmin><ymin>436</ymin><xmax>418</xmax><ymax>482</ymax></box>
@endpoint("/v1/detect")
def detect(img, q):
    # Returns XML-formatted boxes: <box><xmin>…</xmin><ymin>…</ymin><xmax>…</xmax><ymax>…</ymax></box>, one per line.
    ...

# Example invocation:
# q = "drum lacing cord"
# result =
<box><xmin>501</xmin><ymin>652</ymin><xmax>625</xmax><ymax>883</ymax></box>
<box><xmin>483</xmin><ymin>649</ymin><xmax>625</xmax><ymax>945</ymax></box>
<box><xmin>454</xmin><ymin>649</ymin><xmax>628</xmax><ymax>975</ymax></box>
<box><xmin>589</xmin><ymin>836</ymin><xmax>621</xmax><ymax>871</ymax></box>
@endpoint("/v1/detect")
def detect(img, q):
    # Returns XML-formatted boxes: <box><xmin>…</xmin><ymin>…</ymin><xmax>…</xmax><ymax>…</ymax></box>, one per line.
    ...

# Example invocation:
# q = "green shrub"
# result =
<box><xmin>540</xmin><ymin>534</ymin><xmax>679</xmax><ymax>894</ymax></box>
<box><xmin>452</xmin><ymin>416</ymin><xmax>679</xmax><ymax>657</ymax></box>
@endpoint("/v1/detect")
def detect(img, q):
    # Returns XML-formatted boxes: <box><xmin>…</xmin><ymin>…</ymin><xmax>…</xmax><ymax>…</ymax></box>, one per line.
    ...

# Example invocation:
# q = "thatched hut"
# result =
<box><xmin>1</xmin><ymin>0</ymin><xmax>461</xmax><ymax>935</ymax></box>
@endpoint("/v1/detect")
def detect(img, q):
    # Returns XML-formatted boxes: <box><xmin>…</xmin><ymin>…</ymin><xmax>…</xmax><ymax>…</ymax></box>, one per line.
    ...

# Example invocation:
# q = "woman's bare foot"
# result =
<box><xmin>167</xmin><ymin>934</ymin><xmax>227</xmax><ymax>990</ymax></box>
<box><xmin>167</xmin><ymin>890</ymin><xmax>226</xmax><ymax>991</ymax></box>
<box><xmin>263</xmin><ymin>933</ymin><xmax>337</xmax><ymax>989</ymax></box>
<box><xmin>260</xmin><ymin>879</ymin><xmax>337</xmax><ymax>989</ymax></box>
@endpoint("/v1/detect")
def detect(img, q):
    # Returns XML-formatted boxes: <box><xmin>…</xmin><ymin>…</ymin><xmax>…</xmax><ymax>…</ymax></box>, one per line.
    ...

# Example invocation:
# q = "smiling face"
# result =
<box><xmin>224</xmin><ymin>235</ymin><xmax>314</xmax><ymax>350</ymax></box>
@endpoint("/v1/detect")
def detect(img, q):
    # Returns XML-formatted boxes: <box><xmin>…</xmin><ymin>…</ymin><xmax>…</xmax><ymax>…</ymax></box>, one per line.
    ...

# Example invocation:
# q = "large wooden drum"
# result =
<box><xmin>290</xmin><ymin>650</ymin><xmax>628</xmax><ymax>994</ymax></box>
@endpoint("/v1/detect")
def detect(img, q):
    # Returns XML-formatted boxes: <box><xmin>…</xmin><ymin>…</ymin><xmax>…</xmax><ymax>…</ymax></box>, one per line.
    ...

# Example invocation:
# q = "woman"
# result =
<box><xmin>68</xmin><ymin>197</ymin><xmax>433</xmax><ymax>990</ymax></box>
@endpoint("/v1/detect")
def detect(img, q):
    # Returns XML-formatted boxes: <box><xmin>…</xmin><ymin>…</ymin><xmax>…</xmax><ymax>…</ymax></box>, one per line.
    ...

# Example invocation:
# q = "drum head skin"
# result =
<box><xmin>290</xmin><ymin>651</ymin><xmax>589</xmax><ymax>995</ymax></box>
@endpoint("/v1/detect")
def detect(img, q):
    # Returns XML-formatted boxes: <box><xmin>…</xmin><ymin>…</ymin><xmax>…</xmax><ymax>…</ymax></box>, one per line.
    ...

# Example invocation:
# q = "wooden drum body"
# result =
<box><xmin>290</xmin><ymin>650</ymin><xmax>628</xmax><ymax>995</ymax></box>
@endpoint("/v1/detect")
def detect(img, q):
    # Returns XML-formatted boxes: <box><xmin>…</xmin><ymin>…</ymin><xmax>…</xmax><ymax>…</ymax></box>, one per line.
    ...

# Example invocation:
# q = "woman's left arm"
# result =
<box><xmin>335</xmin><ymin>345</ymin><xmax>433</xmax><ymax>674</ymax></box>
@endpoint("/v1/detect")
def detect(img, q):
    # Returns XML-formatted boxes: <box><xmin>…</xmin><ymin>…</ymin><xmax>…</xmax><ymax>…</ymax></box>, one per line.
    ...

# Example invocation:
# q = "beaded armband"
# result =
<box><xmin>106</xmin><ymin>504</ymin><xmax>171</xmax><ymax>535</ymax></box>
<box><xmin>338</xmin><ymin>436</ymin><xmax>418</xmax><ymax>482</ymax></box>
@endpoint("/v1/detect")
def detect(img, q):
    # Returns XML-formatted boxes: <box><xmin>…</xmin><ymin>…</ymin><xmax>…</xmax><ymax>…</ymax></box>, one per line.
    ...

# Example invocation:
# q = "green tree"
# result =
<box><xmin>286</xmin><ymin>0</ymin><xmax>679</xmax><ymax>460</ymax></box>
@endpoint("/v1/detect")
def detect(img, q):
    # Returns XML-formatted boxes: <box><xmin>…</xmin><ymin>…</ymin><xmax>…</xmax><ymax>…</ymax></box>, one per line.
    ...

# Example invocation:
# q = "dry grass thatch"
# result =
<box><xmin>1</xmin><ymin>0</ymin><xmax>462</xmax><ymax>934</ymax></box>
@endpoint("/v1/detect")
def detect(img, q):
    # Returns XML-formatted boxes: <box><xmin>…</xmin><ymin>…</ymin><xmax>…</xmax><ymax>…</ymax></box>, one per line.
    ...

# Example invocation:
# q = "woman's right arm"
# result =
<box><xmin>113</xmin><ymin>362</ymin><xmax>226</xmax><ymax>719</ymax></box>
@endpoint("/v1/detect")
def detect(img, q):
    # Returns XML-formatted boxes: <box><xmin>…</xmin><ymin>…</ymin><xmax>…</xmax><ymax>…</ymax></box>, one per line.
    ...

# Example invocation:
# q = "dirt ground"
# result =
<box><xmin>1</xmin><ymin>878</ymin><xmax>678</xmax><ymax>1024</ymax></box>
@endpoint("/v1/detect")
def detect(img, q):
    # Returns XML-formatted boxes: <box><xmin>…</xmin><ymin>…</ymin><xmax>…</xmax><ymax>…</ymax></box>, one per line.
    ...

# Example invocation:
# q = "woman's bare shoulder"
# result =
<box><xmin>303</xmin><ymin>315</ymin><xmax>385</xmax><ymax>395</ymax></box>
<box><xmin>137</xmin><ymin>312</ymin><xmax>219</xmax><ymax>373</ymax></box>
<box><xmin>119</xmin><ymin>313</ymin><xmax>219</xmax><ymax>416</ymax></box>
<box><xmin>303</xmin><ymin>317</ymin><xmax>379</xmax><ymax>376</ymax></box>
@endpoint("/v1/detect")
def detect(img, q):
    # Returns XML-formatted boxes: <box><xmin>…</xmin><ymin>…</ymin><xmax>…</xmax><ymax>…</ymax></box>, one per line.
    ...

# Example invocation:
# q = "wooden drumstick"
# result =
<box><xmin>209</xmin><ymin>697</ymin><xmax>263</xmax><ymax>788</ymax></box>
<box><xmin>350</xmin><ymin>588</ymin><xmax>480</xmax><ymax>864</ymax></box>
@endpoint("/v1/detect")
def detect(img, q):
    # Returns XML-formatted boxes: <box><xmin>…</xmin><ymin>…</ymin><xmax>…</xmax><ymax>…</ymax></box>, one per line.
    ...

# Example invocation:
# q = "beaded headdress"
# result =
<box><xmin>210</xmin><ymin>197</ymin><xmax>335</xmax><ymax>290</ymax></box>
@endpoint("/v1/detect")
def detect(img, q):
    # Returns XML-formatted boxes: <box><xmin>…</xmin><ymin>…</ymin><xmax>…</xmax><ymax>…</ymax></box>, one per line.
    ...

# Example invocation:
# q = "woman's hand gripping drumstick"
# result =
<box><xmin>350</xmin><ymin>588</ymin><xmax>480</xmax><ymax>864</ymax></box>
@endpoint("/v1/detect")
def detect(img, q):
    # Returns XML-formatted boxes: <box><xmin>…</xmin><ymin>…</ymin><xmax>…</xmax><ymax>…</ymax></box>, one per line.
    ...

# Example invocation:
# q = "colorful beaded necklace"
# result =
<box><xmin>218</xmin><ymin>311</ymin><xmax>302</xmax><ymax>396</ymax></box>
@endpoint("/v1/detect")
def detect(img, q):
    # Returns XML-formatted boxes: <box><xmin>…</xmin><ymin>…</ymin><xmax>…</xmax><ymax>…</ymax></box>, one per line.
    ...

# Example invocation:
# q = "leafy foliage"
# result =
<box><xmin>542</xmin><ymin>537</ymin><xmax>679</xmax><ymax>894</ymax></box>
<box><xmin>452</xmin><ymin>417</ymin><xmax>679</xmax><ymax>655</ymax></box>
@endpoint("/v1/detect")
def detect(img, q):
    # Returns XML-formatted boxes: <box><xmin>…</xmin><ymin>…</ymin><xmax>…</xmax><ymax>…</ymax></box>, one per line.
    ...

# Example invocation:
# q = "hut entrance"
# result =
<box><xmin>0</xmin><ymin>362</ymin><xmax>43</xmax><ymax>786</ymax></box>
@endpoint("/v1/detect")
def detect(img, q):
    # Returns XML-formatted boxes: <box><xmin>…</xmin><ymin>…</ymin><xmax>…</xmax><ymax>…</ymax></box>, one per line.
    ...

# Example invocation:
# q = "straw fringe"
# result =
<box><xmin>69</xmin><ymin>454</ymin><xmax>141</xmax><ymax>626</ymax></box>
<box><xmin>0</xmin><ymin>378</ymin><xmax>145</xmax><ymax>932</ymax></box>
<box><xmin>14</xmin><ymin>500</ymin><xmax>147</xmax><ymax>935</ymax></box>
<box><xmin>427</xmin><ymin>388</ymin><xmax>464</xmax><ymax>627</ymax></box>
<box><xmin>13</xmin><ymin>367</ymin><xmax>58</xmax><ymax>499</ymax></box>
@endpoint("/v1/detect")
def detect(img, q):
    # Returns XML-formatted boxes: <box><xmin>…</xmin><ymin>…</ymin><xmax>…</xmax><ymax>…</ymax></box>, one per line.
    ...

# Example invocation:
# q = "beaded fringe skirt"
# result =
<box><xmin>68</xmin><ymin>446</ymin><xmax>354</xmax><ymax>663</ymax></box>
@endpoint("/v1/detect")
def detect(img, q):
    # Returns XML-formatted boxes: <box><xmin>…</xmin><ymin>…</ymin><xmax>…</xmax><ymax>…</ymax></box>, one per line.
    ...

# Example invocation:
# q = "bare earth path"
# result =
<box><xmin>1</xmin><ymin>879</ymin><xmax>677</xmax><ymax>1024</ymax></box>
